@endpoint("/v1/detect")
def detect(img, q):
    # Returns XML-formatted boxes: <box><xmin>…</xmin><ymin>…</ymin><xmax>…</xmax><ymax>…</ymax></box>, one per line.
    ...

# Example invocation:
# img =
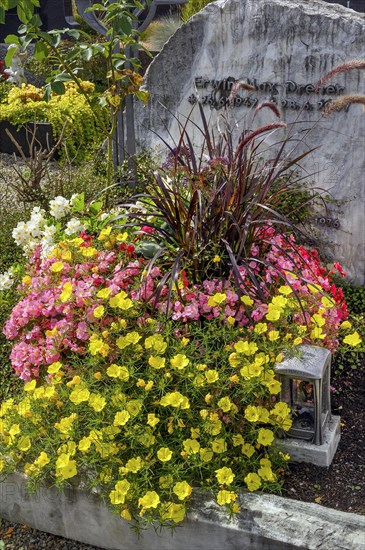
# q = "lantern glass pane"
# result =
<box><xmin>290</xmin><ymin>379</ymin><xmax>315</xmax><ymax>434</ymax></box>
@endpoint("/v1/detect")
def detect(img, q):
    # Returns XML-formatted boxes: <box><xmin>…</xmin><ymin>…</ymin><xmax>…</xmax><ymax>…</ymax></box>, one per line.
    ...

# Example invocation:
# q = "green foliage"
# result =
<box><xmin>333</xmin><ymin>314</ymin><xmax>365</xmax><ymax>375</ymax></box>
<box><xmin>0</xmin><ymin>81</ymin><xmax>110</xmax><ymax>162</ymax></box>
<box><xmin>180</xmin><ymin>0</ymin><xmax>215</xmax><ymax>22</ymax></box>
<box><xmin>342</xmin><ymin>285</ymin><xmax>365</xmax><ymax>315</ymax></box>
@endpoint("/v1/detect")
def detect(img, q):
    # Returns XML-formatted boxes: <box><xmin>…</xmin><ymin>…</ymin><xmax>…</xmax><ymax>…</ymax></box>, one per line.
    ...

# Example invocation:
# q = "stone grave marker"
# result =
<box><xmin>135</xmin><ymin>0</ymin><xmax>365</xmax><ymax>284</ymax></box>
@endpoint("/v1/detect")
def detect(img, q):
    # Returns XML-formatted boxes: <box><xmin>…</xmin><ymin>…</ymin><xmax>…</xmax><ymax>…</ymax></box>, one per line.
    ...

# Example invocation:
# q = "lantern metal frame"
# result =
<box><xmin>275</xmin><ymin>345</ymin><xmax>332</xmax><ymax>446</ymax></box>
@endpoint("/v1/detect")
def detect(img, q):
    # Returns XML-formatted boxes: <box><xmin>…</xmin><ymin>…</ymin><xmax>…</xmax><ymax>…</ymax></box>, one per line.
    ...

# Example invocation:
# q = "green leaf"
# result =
<box><xmin>4</xmin><ymin>34</ymin><xmax>20</xmax><ymax>45</ymax></box>
<box><xmin>54</xmin><ymin>73</ymin><xmax>73</xmax><ymax>82</ymax></box>
<box><xmin>50</xmin><ymin>80</ymin><xmax>65</xmax><ymax>95</ymax></box>
<box><xmin>4</xmin><ymin>45</ymin><xmax>18</xmax><ymax>68</ymax></box>
<box><xmin>80</xmin><ymin>47</ymin><xmax>93</xmax><ymax>62</ymax></box>
<box><xmin>34</xmin><ymin>40</ymin><xmax>48</xmax><ymax>62</ymax></box>
<box><xmin>89</xmin><ymin>199</ymin><xmax>103</xmax><ymax>215</ymax></box>
<box><xmin>72</xmin><ymin>193</ymin><xmax>85</xmax><ymax>213</ymax></box>
<box><xmin>43</xmin><ymin>83</ymin><xmax>52</xmax><ymax>102</ymax></box>
<box><xmin>67</xmin><ymin>29</ymin><xmax>80</xmax><ymax>40</ymax></box>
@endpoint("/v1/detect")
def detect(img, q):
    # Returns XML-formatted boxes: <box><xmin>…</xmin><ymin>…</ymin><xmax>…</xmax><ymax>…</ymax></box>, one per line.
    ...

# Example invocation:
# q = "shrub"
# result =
<box><xmin>0</xmin><ymin>81</ymin><xmax>109</xmax><ymax>162</ymax></box>
<box><xmin>180</xmin><ymin>0</ymin><xmax>215</xmax><ymax>22</ymax></box>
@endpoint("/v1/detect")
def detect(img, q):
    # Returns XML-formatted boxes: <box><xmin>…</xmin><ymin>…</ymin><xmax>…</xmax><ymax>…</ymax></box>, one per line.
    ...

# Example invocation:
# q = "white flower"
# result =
<box><xmin>0</xmin><ymin>270</ymin><xmax>14</xmax><ymax>291</ymax></box>
<box><xmin>65</xmin><ymin>218</ymin><xmax>86</xmax><ymax>235</ymax></box>
<box><xmin>49</xmin><ymin>196</ymin><xmax>71</xmax><ymax>220</ymax></box>
<box><xmin>42</xmin><ymin>225</ymin><xmax>57</xmax><ymax>243</ymax></box>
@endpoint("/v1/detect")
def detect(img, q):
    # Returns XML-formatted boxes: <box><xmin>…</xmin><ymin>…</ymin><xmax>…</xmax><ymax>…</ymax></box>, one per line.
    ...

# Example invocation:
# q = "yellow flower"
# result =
<box><xmin>265</xmin><ymin>379</ymin><xmax>281</xmax><ymax>395</ymax></box>
<box><xmin>88</xmin><ymin>393</ymin><xmax>106</xmax><ymax>412</ymax></box>
<box><xmin>211</xmin><ymin>438</ymin><xmax>227</xmax><ymax>454</ymax></box>
<box><xmin>22</xmin><ymin>275</ymin><xmax>32</xmax><ymax>285</ymax></box>
<box><xmin>110</xmin><ymin>479</ymin><xmax>131</xmax><ymax>505</ymax></box>
<box><xmin>244</xmin><ymin>405</ymin><xmax>260</xmax><ymax>422</ymax></box>
<box><xmin>24</xmin><ymin>379</ymin><xmax>37</xmax><ymax>392</ymax></box>
<box><xmin>183</xmin><ymin>439</ymin><xmax>200</xmax><ymax>455</ymax></box>
<box><xmin>51</xmin><ymin>261</ymin><xmax>64</xmax><ymax>273</ymax></box>
<box><xmin>199</xmin><ymin>447</ymin><xmax>213</xmax><ymax>462</ymax></box>
<box><xmin>218</xmin><ymin>396</ymin><xmax>232</xmax><ymax>412</ymax></box>
<box><xmin>96</xmin><ymin>287</ymin><xmax>112</xmax><ymax>299</ymax></box>
<box><xmin>244</xmin><ymin>472</ymin><xmax>262</xmax><ymax>491</ymax></box>
<box><xmin>254</xmin><ymin>322</ymin><xmax>268</xmax><ymax>334</ymax></box>
<box><xmin>107</xmin><ymin>364</ymin><xmax>130</xmax><ymax>381</ymax></box>
<box><xmin>215</xmin><ymin>466</ymin><xmax>235</xmax><ymax>485</ymax></box>
<box><xmin>148</xmin><ymin>356</ymin><xmax>166</xmax><ymax>369</ymax></box>
<box><xmin>54</xmin><ymin>413</ymin><xmax>77</xmax><ymax>435</ymax></box>
<box><xmin>17</xmin><ymin>435</ymin><xmax>31</xmax><ymax>452</ymax></box>
<box><xmin>116</xmin><ymin>331</ymin><xmax>141</xmax><ymax>349</ymax></box>
<box><xmin>170</xmin><ymin>353</ymin><xmax>190</xmax><ymax>370</ymax></box>
<box><xmin>147</xmin><ymin>413</ymin><xmax>160</xmax><ymax>427</ymax></box>
<box><xmin>126</xmin><ymin>400</ymin><xmax>142</xmax><ymax>416</ymax></box>
<box><xmin>312</xmin><ymin>313</ymin><xmax>326</xmax><ymax>327</ymax></box>
<box><xmin>340</xmin><ymin>320</ymin><xmax>352</xmax><ymax>330</ymax></box>
<box><xmin>144</xmin><ymin>334</ymin><xmax>167</xmax><ymax>354</ymax></box>
<box><xmin>232</xmin><ymin>434</ymin><xmax>244</xmax><ymax>447</ymax></box>
<box><xmin>310</xmin><ymin>327</ymin><xmax>326</xmax><ymax>340</ymax></box>
<box><xmin>157</xmin><ymin>447</ymin><xmax>173</xmax><ymax>462</ymax></box>
<box><xmin>343</xmin><ymin>332</ymin><xmax>362</xmax><ymax>347</ymax></box>
<box><xmin>81</xmin><ymin>247</ymin><xmax>98</xmax><ymax>258</ymax></box>
<box><xmin>257</xmin><ymin>428</ymin><xmax>274</xmax><ymax>446</ymax></box>
<box><xmin>279</xmin><ymin>285</ymin><xmax>292</xmax><ymax>295</ymax></box>
<box><xmin>138</xmin><ymin>491</ymin><xmax>160</xmax><ymax>509</ymax></box>
<box><xmin>116</xmin><ymin>231</ymin><xmax>128</xmax><ymax>242</ymax></box>
<box><xmin>293</xmin><ymin>337</ymin><xmax>303</xmax><ymax>346</ymax></box>
<box><xmin>98</xmin><ymin>226</ymin><xmax>112</xmax><ymax>240</ymax></box>
<box><xmin>240</xmin><ymin>295</ymin><xmax>254</xmax><ymax>306</ymax></box>
<box><xmin>207</xmin><ymin>292</ymin><xmax>227</xmax><ymax>307</ymax></box>
<box><xmin>113</xmin><ymin>410</ymin><xmax>131</xmax><ymax>426</ymax></box>
<box><xmin>321</xmin><ymin>296</ymin><xmax>335</xmax><ymax>308</ymax></box>
<box><xmin>59</xmin><ymin>282</ymin><xmax>73</xmax><ymax>302</ymax></box>
<box><xmin>271</xmin><ymin>295</ymin><xmax>288</xmax><ymax>308</ymax></box>
<box><xmin>47</xmin><ymin>361</ymin><xmax>63</xmax><ymax>375</ymax></box>
<box><xmin>109</xmin><ymin>291</ymin><xmax>133</xmax><ymax>310</ymax></box>
<box><xmin>69</xmin><ymin>387</ymin><xmax>90</xmax><ymax>405</ymax></box>
<box><xmin>173</xmin><ymin>481</ymin><xmax>192</xmax><ymax>501</ymax></box>
<box><xmin>213</xmin><ymin>255</ymin><xmax>221</xmax><ymax>263</ymax></box>
<box><xmin>78</xmin><ymin>437</ymin><xmax>92</xmax><ymax>452</ymax></box>
<box><xmin>241</xmin><ymin>443</ymin><xmax>255</xmax><ymax>458</ymax></box>
<box><xmin>160</xmin><ymin>502</ymin><xmax>186</xmax><ymax>523</ymax></box>
<box><xmin>160</xmin><ymin>391</ymin><xmax>190</xmax><ymax>409</ymax></box>
<box><xmin>125</xmin><ymin>457</ymin><xmax>143</xmax><ymax>473</ymax></box>
<box><xmin>205</xmin><ymin>369</ymin><xmax>219</xmax><ymax>383</ymax></box>
<box><xmin>234</xmin><ymin>340</ymin><xmax>258</xmax><ymax>356</ymax></box>
<box><xmin>93</xmin><ymin>305</ymin><xmax>105</xmax><ymax>318</ymax></box>
<box><xmin>258</xmin><ymin>459</ymin><xmax>275</xmax><ymax>481</ymax></box>
<box><xmin>217</xmin><ymin>490</ymin><xmax>237</xmax><ymax>505</ymax></box>
<box><xmin>265</xmin><ymin>308</ymin><xmax>281</xmax><ymax>321</ymax></box>
<box><xmin>268</xmin><ymin>330</ymin><xmax>280</xmax><ymax>342</ymax></box>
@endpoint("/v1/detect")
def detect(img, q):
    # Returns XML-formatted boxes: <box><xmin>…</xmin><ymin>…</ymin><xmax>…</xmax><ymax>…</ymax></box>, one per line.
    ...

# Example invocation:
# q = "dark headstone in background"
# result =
<box><xmin>0</xmin><ymin>0</ymin><xmax>77</xmax><ymax>42</ymax></box>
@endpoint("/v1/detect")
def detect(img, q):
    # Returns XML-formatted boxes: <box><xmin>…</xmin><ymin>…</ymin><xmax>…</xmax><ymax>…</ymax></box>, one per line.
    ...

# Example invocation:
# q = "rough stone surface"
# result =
<box><xmin>275</xmin><ymin>415</ymin><xmax>341</xmax><ymax>467</ymax></box>
<box><xmin>135</xmin><ymin>0</ymin><xmax>365</xmax><ymax>284</ymax></box>
<box><xmin>1</xmin><ymin>473</ymin><xmax>365</xmax><ymax>550</ymax></box>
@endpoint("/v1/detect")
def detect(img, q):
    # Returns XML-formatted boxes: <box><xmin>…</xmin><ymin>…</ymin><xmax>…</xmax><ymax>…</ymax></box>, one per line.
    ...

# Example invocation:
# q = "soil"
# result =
<box><xmin>282</xmin><ymin>358</ymin><xmax>365</xmax><ymax>515</ymax></box>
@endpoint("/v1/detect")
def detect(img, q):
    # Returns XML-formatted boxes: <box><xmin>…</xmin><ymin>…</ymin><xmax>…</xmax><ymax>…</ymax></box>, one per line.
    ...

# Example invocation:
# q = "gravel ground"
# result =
<box><xmin>0</xmin><ymin>519</ymin><xmax>100</xmax><ymax>550</ymax></box>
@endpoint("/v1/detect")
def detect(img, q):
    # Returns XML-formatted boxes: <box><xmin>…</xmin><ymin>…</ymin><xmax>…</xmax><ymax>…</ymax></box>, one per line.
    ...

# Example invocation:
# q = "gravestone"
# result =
<box><xmin>0</xmin><ymin>0</ymin><xmax>76</xmax><ymax>42</ymax></box>
<box><xmin>135</xmin><ymin>0</ymin><xmax>365</xmax><ymax>285</ymax></box>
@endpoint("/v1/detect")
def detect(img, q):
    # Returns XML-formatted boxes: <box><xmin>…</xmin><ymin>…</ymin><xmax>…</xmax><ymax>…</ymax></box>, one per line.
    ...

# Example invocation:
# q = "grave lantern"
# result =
<box><xmin>274</xmin><ymin>345</ymin><xmax>332</xmax><ymax>445</ymax></box>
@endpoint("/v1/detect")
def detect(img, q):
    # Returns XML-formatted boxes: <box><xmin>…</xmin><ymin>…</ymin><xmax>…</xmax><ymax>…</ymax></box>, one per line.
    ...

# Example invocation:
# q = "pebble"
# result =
<box><xmin>0</xmin><ymin>518</ymin><xmax>101</xmax><ymax>550</ymax></box>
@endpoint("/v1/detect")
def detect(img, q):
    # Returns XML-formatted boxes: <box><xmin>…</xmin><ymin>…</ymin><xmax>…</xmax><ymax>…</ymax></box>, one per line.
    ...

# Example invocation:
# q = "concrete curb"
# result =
<box><xmin>0</xmin><ymin>472</ymin><xmax>364</xmax><ymax>550</ymax></box>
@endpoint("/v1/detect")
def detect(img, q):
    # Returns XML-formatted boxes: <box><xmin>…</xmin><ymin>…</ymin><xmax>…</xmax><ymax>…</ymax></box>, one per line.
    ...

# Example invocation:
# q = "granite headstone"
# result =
<box><xmin>135</xmin><ymin>0</ymin><xmax>365</xmax><ymax>284</ymax></box>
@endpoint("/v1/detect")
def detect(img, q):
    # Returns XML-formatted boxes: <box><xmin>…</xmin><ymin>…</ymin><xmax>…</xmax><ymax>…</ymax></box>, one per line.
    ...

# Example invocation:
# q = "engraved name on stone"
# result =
<box><xmin>188</xmin><ymin>76</ymin><xmax>347</xmax><ymax>112</ymax></box>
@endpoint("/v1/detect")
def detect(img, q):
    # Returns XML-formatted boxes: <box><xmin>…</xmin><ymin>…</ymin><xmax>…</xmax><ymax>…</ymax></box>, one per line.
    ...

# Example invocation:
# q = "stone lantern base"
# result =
<box><xmin>275</xmin><ymin>415</ymin><xmax>341</xmax><ymax>468</ymax></box>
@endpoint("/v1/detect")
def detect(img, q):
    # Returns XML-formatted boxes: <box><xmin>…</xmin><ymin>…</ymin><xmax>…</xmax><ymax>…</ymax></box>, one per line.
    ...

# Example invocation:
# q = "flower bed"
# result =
<box><xmin>0</xmin><ymin>190</ymin><xmax>361</xmax><ymax>530</ymax></box>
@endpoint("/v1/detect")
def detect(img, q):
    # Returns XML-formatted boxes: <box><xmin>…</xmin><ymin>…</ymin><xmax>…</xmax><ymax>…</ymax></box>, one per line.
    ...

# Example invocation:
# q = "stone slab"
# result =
<box><xmin>135</xmin><ymin>0</ymin><xmax>365</xmax><ymax>284</ymax></box>
<box><xmin>1</xmin><ymin>472</ymin><xmax>365</xmax><ymax>550</ymax></box>
<box><xmin>275</xmin><ymin>415</ymin><xmax>341</xmax><ymax>467</ymax></box>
